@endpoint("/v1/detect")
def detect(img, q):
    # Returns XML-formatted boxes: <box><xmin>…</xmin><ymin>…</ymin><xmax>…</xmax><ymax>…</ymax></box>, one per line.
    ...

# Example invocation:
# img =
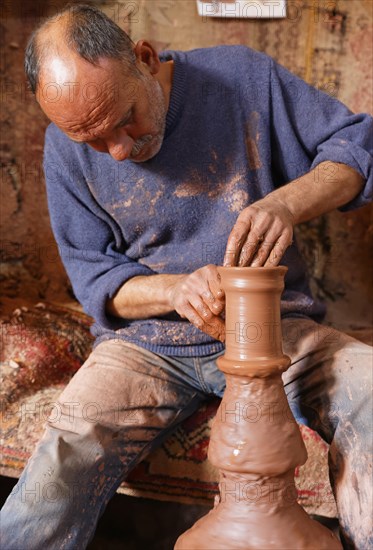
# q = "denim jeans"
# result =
<box><xmin>1</xmin><ymin>318</ymin><xmax>372</xmax><ymax>549</ymax></box>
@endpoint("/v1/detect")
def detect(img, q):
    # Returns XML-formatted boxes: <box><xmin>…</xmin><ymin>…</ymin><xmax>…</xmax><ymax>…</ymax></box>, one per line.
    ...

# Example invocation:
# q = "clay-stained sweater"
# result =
<box><xmin>44</xmin><ymin>46</ymin><xmax>373</xmax><ymax>356</ymax></box>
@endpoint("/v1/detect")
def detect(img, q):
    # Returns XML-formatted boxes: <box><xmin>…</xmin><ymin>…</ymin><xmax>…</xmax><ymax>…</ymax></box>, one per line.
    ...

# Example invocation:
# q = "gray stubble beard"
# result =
<box><xmin>130</xmin><ymin>76</ymin><xmax>167</xmax><ymax>161</ymax></box>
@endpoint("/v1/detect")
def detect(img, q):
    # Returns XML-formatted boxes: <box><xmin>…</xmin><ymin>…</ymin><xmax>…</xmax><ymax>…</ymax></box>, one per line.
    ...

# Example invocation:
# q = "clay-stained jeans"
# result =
<box><xmin>0</xmin><ymin>318</ymin><xmax>372</xmax><ymax>549</ymax></box>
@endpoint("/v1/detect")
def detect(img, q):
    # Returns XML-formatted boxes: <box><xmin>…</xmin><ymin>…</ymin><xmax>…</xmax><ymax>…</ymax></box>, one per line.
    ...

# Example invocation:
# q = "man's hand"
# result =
<box><xmin>223</xmin><ymin>196</ymin><xmax>294</xmax><ymax>267</ymax></box>
<box><xmin>223</xmin><ymin>162</ymin><xmax>365</xmax><ymax>268</ymax></box>
<box><xmin>107</xmin><ymin>268</ymin><xmax>225</xmax><ymax>341</ymax></box>
<box><xmin>166</xmin><ymin>265</ymin><xmax>225</xmax><ymax>342</ymax></box>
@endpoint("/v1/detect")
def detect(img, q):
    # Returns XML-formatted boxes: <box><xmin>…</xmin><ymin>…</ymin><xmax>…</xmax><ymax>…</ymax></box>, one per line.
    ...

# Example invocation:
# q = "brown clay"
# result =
<box><xmin>175</xmin><ymin>267</ymin><xmax>342</xmax><ymax>549</ymax></box>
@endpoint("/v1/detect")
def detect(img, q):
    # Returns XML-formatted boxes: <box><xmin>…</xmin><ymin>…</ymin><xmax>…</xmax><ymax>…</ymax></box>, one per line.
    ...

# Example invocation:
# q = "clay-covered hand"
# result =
<box><xmin>223</xmin><ymin>196</ymin><xmax>294</xmax><ymax>267</ymax></box>
<box><xmin>166</xmin><ymin>265</ymin><xmax>225</xmax><ymax>342</ymax></box>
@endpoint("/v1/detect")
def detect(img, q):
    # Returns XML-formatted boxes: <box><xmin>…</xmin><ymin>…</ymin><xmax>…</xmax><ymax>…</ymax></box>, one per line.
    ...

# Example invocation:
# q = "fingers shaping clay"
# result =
<box><xmin>175</xmin><ymin>267</ymin><xmax>342</xmax><ymax>549</ymax></box>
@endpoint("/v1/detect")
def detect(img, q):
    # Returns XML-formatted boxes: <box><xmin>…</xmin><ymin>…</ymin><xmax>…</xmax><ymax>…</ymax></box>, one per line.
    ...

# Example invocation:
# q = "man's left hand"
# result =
<box><xmin>223</xmin><ymin>196</ymin><xmax>294</xmax><ymax>267</ymax></box>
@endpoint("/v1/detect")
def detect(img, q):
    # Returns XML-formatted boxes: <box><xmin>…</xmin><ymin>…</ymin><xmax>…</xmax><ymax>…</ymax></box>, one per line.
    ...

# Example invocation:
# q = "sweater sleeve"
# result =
<box><xmin>43</xmin><ymin>125</ymin><xmax>156</xmax><ymax>329</ymax></box>
<box><xmin>269</xmin><ymin>59</ymin><xmax>373</xmax><ymax>210</ymax></box>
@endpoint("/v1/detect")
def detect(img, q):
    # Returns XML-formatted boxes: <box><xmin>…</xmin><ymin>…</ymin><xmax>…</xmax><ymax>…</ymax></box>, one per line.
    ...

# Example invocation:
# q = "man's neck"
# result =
<box><xmin>156</xmin><ymin>60</ymin><xmax>174</xmax><ymax>111</ymax></box>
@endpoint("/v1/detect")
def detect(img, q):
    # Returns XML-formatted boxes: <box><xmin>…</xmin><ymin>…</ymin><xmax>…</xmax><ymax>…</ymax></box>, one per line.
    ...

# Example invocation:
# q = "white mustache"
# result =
<box><xmin>131</xmin><ymin>134</ymin><xmax>153</xmax><ymax>157</ymax></box>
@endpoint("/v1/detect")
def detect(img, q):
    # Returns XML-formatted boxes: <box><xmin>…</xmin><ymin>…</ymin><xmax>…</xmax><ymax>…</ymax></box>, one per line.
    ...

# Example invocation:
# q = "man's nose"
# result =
<box><xmin>106</xmin><ymin>133</ymin><xmax>134</xmax><ymax>161</ymax></box>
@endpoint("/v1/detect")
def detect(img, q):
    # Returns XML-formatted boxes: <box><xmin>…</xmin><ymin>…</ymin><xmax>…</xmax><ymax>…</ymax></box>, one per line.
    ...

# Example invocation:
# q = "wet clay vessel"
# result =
<box><xmin>175</xmin><ymin>267</ymin><xmax>341</xmax><ymax>549</ymax></box>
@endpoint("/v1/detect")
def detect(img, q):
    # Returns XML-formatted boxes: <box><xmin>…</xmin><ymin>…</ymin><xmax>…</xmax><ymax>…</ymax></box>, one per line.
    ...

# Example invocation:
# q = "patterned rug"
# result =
<box><xmin>0</xmin><ymin>302</ymin><xmax>337</xmax><ymax>517</ymax></box>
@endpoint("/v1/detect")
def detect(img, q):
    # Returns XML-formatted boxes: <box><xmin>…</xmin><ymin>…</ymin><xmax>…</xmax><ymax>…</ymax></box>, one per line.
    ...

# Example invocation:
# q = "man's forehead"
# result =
<box><xmin>38</xmin><ymin>55</ymin><xmax>140</xmax><ymax>106</ymax></box>
<box><xmin>41</xmin><ymin>53</ymin><xmax>118</xmax><ymax>84</ymax></box>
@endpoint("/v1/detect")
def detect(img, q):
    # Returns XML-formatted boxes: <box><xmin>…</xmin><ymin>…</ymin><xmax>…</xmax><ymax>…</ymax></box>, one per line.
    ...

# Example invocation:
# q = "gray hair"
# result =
<box><xmin>25</xmin><ymin>3</ymin><xmax>137</xmax><ymax>93</ymax></box>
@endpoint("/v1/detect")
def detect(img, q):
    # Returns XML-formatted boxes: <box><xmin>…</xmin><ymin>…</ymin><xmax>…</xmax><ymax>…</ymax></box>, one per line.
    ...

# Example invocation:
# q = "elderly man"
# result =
<box><xmin>1</xmin><ymin>4</ymin><xmax>372</xmax><ymax>549</ymax></box>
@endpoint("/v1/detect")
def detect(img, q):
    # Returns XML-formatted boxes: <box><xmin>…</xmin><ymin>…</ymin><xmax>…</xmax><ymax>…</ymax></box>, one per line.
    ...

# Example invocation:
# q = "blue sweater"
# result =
<box><xmin>44</xmin><ymin>46</ymin><xmax>373</xmax><ymax>356</ymax></box>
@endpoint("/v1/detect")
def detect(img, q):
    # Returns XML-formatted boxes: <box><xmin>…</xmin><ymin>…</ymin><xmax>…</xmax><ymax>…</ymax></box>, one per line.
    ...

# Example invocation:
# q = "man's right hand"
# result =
<box><xmin>165</xmin><ymin>265</ymin><xmax>226</xmax><ymax>342</ymax></box>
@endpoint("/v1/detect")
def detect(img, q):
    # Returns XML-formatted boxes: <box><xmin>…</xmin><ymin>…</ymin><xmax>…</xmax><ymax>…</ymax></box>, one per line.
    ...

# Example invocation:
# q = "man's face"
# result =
<box><xmin>38</xmin><ymin>56</ymin><xmax>167</xmax><ymax>162</ymax></box>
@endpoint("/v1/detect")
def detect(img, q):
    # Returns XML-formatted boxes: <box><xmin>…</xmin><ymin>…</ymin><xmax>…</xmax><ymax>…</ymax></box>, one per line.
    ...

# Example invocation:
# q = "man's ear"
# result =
<box><xmin>134</xmin><ymin>40</ymin><xmax>161</xmax><ymax>75</ymax></box>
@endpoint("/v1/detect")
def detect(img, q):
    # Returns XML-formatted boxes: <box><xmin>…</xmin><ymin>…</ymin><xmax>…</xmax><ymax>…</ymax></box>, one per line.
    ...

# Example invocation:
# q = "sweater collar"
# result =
<box><xmin>159</xmin><ymin>50</ymin><xmax>186</xmax><ymax>138</ymax></box>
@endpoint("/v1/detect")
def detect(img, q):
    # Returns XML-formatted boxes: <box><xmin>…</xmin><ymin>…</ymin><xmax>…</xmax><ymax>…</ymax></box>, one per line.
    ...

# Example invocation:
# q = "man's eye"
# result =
<box><xmin>120</xmin><ymin>110</ymin><xmax>133</xmax><ymax>127</ymax></box>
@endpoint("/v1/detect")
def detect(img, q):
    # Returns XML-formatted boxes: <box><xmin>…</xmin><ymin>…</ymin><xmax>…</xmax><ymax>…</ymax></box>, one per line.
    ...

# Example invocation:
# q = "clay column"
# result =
<box><xmin>175</xmin><ymin>267</ymin><xmax>341</xmax><ymax>549</ymax></box>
